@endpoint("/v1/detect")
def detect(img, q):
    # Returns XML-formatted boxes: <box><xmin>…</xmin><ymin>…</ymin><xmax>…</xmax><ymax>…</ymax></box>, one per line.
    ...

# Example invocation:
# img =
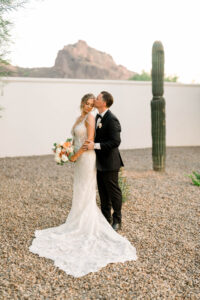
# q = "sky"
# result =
<box><xmin>6</xmin><ymin>0</ymin><xmax>200</xmax><ymax>83</ymax></box>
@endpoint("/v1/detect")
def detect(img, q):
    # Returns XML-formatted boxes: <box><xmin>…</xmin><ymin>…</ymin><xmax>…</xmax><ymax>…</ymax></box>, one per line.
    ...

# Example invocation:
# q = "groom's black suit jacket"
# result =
<box><xmin>94</xmin><ymin>110</ymin><xmax>124</xmax><ymax>171</ymax></box>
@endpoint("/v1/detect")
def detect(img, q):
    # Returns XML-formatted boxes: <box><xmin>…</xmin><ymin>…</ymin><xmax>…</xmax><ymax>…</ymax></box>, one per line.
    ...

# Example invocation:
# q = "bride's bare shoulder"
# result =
<box><xmin>86</xmin><ymin>112</ymin><xmax>95</xmax><ymax>120</ymax></box>
<box><xmin>85</xmin><ymin>113</ymin><xmax>95</xmax><ymax>128</ymax></box>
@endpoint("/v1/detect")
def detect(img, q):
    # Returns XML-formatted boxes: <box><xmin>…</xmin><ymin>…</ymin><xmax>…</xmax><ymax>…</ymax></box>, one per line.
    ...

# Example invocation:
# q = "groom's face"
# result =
<box><xmin>94</xmin><ymin>93</ymin><xmax>107</xmax><ymax>109</ymax></box>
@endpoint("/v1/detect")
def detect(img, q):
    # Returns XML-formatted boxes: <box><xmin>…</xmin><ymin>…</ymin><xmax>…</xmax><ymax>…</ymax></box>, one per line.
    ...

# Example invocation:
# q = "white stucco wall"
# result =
<box><xmin>0</xmin><ymin>77</ymin><xmax>199</xmax><ymax>157</ymax></box>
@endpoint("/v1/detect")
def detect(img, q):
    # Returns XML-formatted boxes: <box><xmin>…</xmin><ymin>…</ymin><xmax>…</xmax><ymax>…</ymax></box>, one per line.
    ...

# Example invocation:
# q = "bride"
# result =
<box><xmin>29</xmin><ymin>93</ymin><xmax>137</xmax><ymax>278</ymax></box>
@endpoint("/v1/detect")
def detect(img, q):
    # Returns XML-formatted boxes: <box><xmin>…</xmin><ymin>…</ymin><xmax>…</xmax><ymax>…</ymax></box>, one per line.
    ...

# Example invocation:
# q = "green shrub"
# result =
<box><xmin>118</xmin><ymin>168</ymin><xmax>131</xmax><ymax>202</ymax></box>
<box><xmin>187</xmin><ymin>171</ymin><xmax>200</xmax><ymax>186</ymax></box>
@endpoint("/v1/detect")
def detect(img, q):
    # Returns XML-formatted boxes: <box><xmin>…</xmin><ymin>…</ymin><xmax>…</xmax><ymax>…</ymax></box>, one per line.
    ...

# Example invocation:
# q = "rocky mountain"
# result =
<box><xmin>1</xmin><ymin>40</ymin><xmax>136</xmax><ymax>80</ymax></box>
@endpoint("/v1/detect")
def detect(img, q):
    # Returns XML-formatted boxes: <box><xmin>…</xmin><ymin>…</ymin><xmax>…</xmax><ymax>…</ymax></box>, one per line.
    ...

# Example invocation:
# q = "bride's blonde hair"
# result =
<box><xmin>80</xmin><ymin>93</ymin><xmax>95</xmax><ymax>111</ymax></box>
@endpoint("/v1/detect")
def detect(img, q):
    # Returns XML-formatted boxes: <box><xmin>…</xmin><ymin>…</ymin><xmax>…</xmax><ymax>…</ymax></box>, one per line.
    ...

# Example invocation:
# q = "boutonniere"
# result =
<box><xmin>98</xmin><ymin>122</ymin><xmax>102</xmax><ymax>129</ymax></box>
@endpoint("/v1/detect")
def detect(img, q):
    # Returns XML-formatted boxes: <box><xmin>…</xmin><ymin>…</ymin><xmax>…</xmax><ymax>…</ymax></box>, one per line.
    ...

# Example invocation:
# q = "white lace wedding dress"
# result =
<box><xmin>29</xmin><ymin>114</ymin><xmax>137</xmax><ymax>277</ymax></box>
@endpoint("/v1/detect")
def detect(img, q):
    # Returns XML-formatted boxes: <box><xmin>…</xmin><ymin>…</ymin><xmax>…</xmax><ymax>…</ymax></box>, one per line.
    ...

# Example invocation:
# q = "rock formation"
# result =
<box><xmin>1</xmin><ymin>40</ymin><xmax>136</xmax><ymax>80</ymax></box>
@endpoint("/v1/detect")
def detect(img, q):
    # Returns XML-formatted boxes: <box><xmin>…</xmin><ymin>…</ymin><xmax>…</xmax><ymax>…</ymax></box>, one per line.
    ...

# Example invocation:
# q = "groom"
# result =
<box><xmin>84</xmin><ymin>91</ymin><xmax>124</xmax><ymax>231</ymax></box>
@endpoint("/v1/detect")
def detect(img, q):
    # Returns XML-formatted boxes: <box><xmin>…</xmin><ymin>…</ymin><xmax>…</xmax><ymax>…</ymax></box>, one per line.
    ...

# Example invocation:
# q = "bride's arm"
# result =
<box><xmin>69</xmin><ymin>147</ymin><xmax>85</xmax><ymax>162</ymax></box>
<box><xmin>69</xmin><ymin>114</ymin><xmax>95</xmax><ymax>162</ymax></box>
<box><xmin>85</xmin><ymin>113</ymin><xmax>95</xmax><ymax>142</ymax></box>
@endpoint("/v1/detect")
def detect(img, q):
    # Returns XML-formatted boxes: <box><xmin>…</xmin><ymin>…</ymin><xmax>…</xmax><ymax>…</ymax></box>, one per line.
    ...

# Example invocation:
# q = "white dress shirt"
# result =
<box><xmin>94</xmin><ymin>109</ymin><xmax>109</xmax><ymax>150</ymax></box>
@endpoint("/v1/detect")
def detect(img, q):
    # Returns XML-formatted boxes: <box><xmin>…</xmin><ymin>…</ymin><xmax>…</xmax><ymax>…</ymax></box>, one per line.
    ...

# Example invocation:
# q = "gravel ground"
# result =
<box><xmin>0</xmin><ymin>146</ymin><xmax>199</xmax><ymax>299</ymax></box>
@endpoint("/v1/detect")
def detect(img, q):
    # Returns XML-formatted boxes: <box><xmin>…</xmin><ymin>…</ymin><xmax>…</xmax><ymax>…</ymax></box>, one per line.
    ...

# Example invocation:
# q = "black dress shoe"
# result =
<box><xmin>112</xmin><ymin>222</ymin><xmax>122</xmax><ymax>231</ymax></box>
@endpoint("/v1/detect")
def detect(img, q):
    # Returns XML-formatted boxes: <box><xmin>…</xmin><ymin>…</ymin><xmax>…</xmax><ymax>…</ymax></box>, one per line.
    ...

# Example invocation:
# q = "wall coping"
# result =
<box><xmin>1</xmin><ymin>77</ymin><xmax>200</xmax><ymax>88</ymax></box>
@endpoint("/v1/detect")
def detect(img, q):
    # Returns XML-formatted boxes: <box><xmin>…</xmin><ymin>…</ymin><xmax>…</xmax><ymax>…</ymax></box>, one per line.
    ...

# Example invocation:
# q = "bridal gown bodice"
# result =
<box><xmin>29</xmin><ymin>114</ymin><xmax>137</xmax><ymax>277</ymax></box>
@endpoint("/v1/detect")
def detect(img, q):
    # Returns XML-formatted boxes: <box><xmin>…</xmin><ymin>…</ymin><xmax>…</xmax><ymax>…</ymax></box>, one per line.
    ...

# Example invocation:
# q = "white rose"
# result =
<box><xmin>56</xmin><ymin>147</ymin><xmax>61</xmax><ymax>154</ymax></box>
<box><xmin>55</xmin><ymin>155</ymin><xmax>61</xmax><ymax>163</ymax></box>
<box><xmin>61</xmin><ymin>154</ymin><xmax>68</xmax><ymax>162</ymax></box>
<box><xmin>60</xmin><ymin>141</ymin><xmax>65</xmax><ymax>146</ymax></box>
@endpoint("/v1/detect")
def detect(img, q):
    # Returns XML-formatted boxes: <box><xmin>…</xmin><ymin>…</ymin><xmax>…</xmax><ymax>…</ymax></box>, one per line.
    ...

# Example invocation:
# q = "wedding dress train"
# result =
<box><xmin>29</xmin><ymin>114</ymin><xmax>137</xmax><ymax>277</ymax></box>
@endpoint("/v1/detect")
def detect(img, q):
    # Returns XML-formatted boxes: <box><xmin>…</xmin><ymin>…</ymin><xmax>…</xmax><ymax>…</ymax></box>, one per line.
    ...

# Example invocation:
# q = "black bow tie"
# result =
<box><xmin>96</xmin><ymin>114</ymin><xmax>102</xmax><ymax>119</ymax></box>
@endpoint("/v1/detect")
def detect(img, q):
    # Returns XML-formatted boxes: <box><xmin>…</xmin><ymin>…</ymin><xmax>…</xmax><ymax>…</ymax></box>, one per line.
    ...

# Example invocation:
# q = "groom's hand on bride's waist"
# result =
<box><xmin>83</xmin><ymin>140</ymin><xmax>94</xmax><ymax>150</ymax></box>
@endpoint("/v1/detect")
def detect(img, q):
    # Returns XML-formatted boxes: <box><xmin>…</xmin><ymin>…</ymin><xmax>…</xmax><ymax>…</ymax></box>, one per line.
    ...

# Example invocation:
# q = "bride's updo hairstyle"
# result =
<box><xmin>80</xmin><ymin>93</ymin><xmax>95</xmax><ymax>111</ymax></box>
<box><xmin>101</xmin><ymin>91</ymin><xmax>113</xmax><ymax>107</ymax></box>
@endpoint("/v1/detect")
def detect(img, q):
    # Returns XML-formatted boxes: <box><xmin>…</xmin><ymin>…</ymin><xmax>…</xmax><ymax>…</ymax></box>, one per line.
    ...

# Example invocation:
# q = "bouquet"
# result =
<box><xmin>52</xmin><ymin>138</ymin><xmax>74</xmax><ymax>165</ymax></box>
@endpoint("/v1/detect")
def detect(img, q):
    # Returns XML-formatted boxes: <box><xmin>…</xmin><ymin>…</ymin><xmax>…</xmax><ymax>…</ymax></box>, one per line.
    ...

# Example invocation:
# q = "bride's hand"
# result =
<box><xmin>69</xmin><ymin>155</ymin><xmax>77</xmax><ymax>162</ymax></box>
<box><xmin>82</xmin><ymin>140</ymin><xmax>90</xmax><ymax>150</ymax></box>
<box><xmin>84</xmin><ymin>140</ymin><xmax>94</xmax><ymax>150</ymax></box>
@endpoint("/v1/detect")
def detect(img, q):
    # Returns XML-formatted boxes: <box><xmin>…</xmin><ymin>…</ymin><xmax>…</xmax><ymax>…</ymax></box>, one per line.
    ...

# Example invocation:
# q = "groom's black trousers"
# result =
<box><xmin>97</xmin><ymin>170</ymin><xmax>122</xmax><ymax>224</ymax></box>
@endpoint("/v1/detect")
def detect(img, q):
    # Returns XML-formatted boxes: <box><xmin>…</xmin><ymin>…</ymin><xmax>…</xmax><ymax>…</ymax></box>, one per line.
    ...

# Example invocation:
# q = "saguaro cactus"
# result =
<box><xmin>151</xmin><ymin>41</ymin><xmax>166</xmax><ymax>171</ymax></box>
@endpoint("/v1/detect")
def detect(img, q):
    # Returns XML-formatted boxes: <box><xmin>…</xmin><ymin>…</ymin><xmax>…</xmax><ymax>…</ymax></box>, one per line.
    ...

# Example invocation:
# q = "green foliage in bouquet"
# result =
<box><xmin>118</xmin><ymin>168</ymin><xmax>130</xmax><ymax>203</ymax></box>
<box><xmin>187</xmin><ymin>171</ymin><xmax>200</xmax><ymax>186</ymax></box>
<box><xmin>52</xmin><ymin>138</ymin><xmax>74</xmax><ymax>165</ymax></box>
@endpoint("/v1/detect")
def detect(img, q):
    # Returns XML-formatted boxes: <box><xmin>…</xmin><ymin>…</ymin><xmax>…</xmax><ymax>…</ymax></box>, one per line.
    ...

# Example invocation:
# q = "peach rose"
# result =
<box><xmin>63</xmin><ymin>141</ymin><xmax>71</xmax><ymax>148</ymax></box>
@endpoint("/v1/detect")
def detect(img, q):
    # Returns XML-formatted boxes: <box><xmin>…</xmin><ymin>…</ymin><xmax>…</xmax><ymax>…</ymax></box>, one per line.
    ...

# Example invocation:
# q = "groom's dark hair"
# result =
<box><xmin>101</xmin><ymin>91</ymin><xmax>113</xmax><ymax>108</ymax></box>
